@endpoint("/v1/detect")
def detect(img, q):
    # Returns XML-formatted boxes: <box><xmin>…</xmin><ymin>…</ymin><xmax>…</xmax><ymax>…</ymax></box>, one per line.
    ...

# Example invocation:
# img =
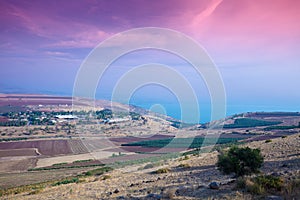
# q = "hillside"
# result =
<box><xmin>4</xmin><ymin>132</ymin><xmax>299</xmax><ymax>200</ymax></box>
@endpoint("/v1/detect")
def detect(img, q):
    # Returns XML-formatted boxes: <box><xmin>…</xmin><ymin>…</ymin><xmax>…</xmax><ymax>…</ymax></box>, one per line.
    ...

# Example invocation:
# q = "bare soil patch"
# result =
<box><xmin>0</xmin><ymin>140</ymin><xmax>72</xmax><ymax>156</ymax></box>
<box><xmin>0</xmin><ymin>148</ymin><xmax>39</xmax><ymax>157</ymax></box>
<box><xmin>0</xmin><ymin>157</ymin><xmax>37</xmax><ymax>173</ymax></box>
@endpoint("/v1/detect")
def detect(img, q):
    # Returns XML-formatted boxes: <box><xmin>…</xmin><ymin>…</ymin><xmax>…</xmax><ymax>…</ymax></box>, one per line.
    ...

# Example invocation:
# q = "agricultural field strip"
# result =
<box><xmin>0</xmin><ymin>139</ymin><xmax>73</xmax><ymax>156</ymax></box>
<box><xmin>0</xmin><ymin>148</ymin><xmax>39</xmax><ymax>157</ymax></box>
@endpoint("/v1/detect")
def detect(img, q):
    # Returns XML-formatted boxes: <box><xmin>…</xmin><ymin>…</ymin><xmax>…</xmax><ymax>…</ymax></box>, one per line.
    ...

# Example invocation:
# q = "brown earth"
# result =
<box><xmin>0</xmin><ymin>148</ymin><xmax>39</xmax><ymax>157</ymax></box>
<box><xmin>4</xmin><ymin>133</ymin><xmax>299</xmax><ymax>200</ymax></box>
<box><xmin>0</xmin><ymin>157</ymin><xmax>37</xmax><ymax>173</ymax></box>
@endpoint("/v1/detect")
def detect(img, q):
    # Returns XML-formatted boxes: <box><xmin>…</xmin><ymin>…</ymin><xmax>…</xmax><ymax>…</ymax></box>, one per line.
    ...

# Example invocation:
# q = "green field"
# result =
<box><xmin>223</xmin><ymin>118</ymin><xmax>282</xmax><ymax>128</ymax></box>
<box><xmin>122</xmin><ymin>137</ymin><xmax>243</xmax><ymax>148</ymax></box>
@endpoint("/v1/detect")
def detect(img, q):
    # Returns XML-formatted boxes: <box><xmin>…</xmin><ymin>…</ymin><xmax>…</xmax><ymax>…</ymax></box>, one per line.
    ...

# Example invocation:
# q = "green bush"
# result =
<box><xmin>265</xmin><ymin>139</ymin><xmax>272</xmax><ymax>143</ymax></box>
<box><xmin>255</xmin><ymin>175</ymin><xmax>283</xmax><ymax>191</ymax></box>
<box><xmin>52</xmin><ymin>177</ymin><xmax>79</xmax><ymax>186</ymax></box>
<box><xmin>217</xmin><ymin>146</ymin><xmax>263</xmax><ymax>177</ymax></box>
<box><xmin>236</xmin><ymin>175</ymin><xmax>283</xmax><ymax>195</ymax></box>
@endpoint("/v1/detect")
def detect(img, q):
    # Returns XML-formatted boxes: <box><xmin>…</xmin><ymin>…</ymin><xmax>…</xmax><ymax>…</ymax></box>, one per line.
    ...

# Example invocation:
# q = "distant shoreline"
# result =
<box><xmin>0</xmin><ymin>93</ymin><xmax>299</xmax><ymax>124</ymax></box>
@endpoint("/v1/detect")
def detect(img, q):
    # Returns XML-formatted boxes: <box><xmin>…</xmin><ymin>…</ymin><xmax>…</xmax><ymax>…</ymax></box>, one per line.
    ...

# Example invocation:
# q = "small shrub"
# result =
<box><xmin>155</xmin><ymin>168</ymin><xmax>170</xmax><ymax>174</ymax></box>
<box><xmin>281</xmin><ymin>135</ymin><xmax>287</xmax><ymax>139</ymax></box>
<box><xmin>236</xmin><ymin>175</ymin><xmax>284</xmax><ymax>195</ymax></box>
<box><xmin>217</xmin><ymin>146</ymin><xmax>263</xmax><ymax>177</ymax></box>
<box><xmin>236</xmin><ymin>177</ymin><xmax>264</xmax><ymax>194</ymax></box>
<box><xmin>255</xmin><ymin>175</ymin><xmax>283</xmax><ymax>191</ymax></box>
<box><xmin>265</xmin><ymin>139</ymin><xmax>272</xmax><ymax>143</ymax></box>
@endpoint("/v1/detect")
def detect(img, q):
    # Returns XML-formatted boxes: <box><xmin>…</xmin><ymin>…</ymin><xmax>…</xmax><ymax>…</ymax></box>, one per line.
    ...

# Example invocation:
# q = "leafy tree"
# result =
<box><xmin>217</xmin><ymin>146</ymin><xmax>264</xmax><ymax>177</ymax></box>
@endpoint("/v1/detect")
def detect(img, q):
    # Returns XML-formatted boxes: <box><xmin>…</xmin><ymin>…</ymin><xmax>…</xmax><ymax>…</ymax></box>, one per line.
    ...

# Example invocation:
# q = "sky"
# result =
<box><xmin>1</xmin><ymin>0</ymin><xmax>300</xmax><ymax>122</ymax></box>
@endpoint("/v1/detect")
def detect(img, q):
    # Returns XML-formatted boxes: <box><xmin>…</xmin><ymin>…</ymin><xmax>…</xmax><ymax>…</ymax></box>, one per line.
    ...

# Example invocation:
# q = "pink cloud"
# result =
<box><xmin>189</xmin><ymin>0</ymin><xmax>223</xmax><ymax>31</ymax></box>
<box><xmin>171</xmin><ymin>0</ymin><xmax>300</xmax><ymax>63</ymax></box>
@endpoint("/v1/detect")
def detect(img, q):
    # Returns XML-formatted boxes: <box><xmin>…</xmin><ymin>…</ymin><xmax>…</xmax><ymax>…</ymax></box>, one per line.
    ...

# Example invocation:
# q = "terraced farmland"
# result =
<box><xmin>67</xmin><ymin>139</ymin><xmax>89</xmax><ymax>154</ymax></box>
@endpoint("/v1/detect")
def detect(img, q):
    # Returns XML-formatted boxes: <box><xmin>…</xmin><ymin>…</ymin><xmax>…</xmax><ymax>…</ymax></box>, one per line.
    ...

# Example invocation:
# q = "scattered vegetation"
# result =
<box><xmin>236</xmin><ymin>175</ymin><xmax>284</xmax><ymax>195</ymax></box>
<box><xmin>0</xmin><ymin>182</ymin><xmax>46</xmax><ymax>197</ymax></box>
<box><xmin>28</xmin><ymin>163</ymin><xmax>105</xmax><ymax>171</ymax></box>
<box><xmin>265</xmin><ymin>139</ymin><xmax>272</xmax><ymax>143</ymax></box>
<box><xmin>0</xmin><ymin>165</ymin><xmax>114</xmax><ymax>197</ymax></box>
<box><xmin>217</xmin><ymin>146</ymin><xmax>264</xmax><ymax>177</ymax></box>
<box><xmin>52</xmin><ymin>177</ymin><xmax>80</xmax><ymax>186</ymax></box>
<box><xmin>84</xmin><ymin>166</ymin><xmax>113</xmax><ymax>176</ymax></box>
<box><xmin>108</xmin><ymin>152</ymin><xmax>180</xmax><ymax>169</ymax></box>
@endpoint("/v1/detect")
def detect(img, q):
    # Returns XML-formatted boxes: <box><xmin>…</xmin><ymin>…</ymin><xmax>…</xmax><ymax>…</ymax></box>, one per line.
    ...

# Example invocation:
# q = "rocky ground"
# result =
<box><xmin>4</xmin><ymin>133</ymin><xmax>300</xmax><ymax>200</ymax></box>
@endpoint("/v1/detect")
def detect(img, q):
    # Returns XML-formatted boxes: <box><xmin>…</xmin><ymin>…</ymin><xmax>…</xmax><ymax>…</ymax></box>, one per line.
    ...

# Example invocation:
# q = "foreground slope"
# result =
<box><xmin>6</xmin><ymin>132</ymin><xmax>299</xmax><ymax>200</ymax></box>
